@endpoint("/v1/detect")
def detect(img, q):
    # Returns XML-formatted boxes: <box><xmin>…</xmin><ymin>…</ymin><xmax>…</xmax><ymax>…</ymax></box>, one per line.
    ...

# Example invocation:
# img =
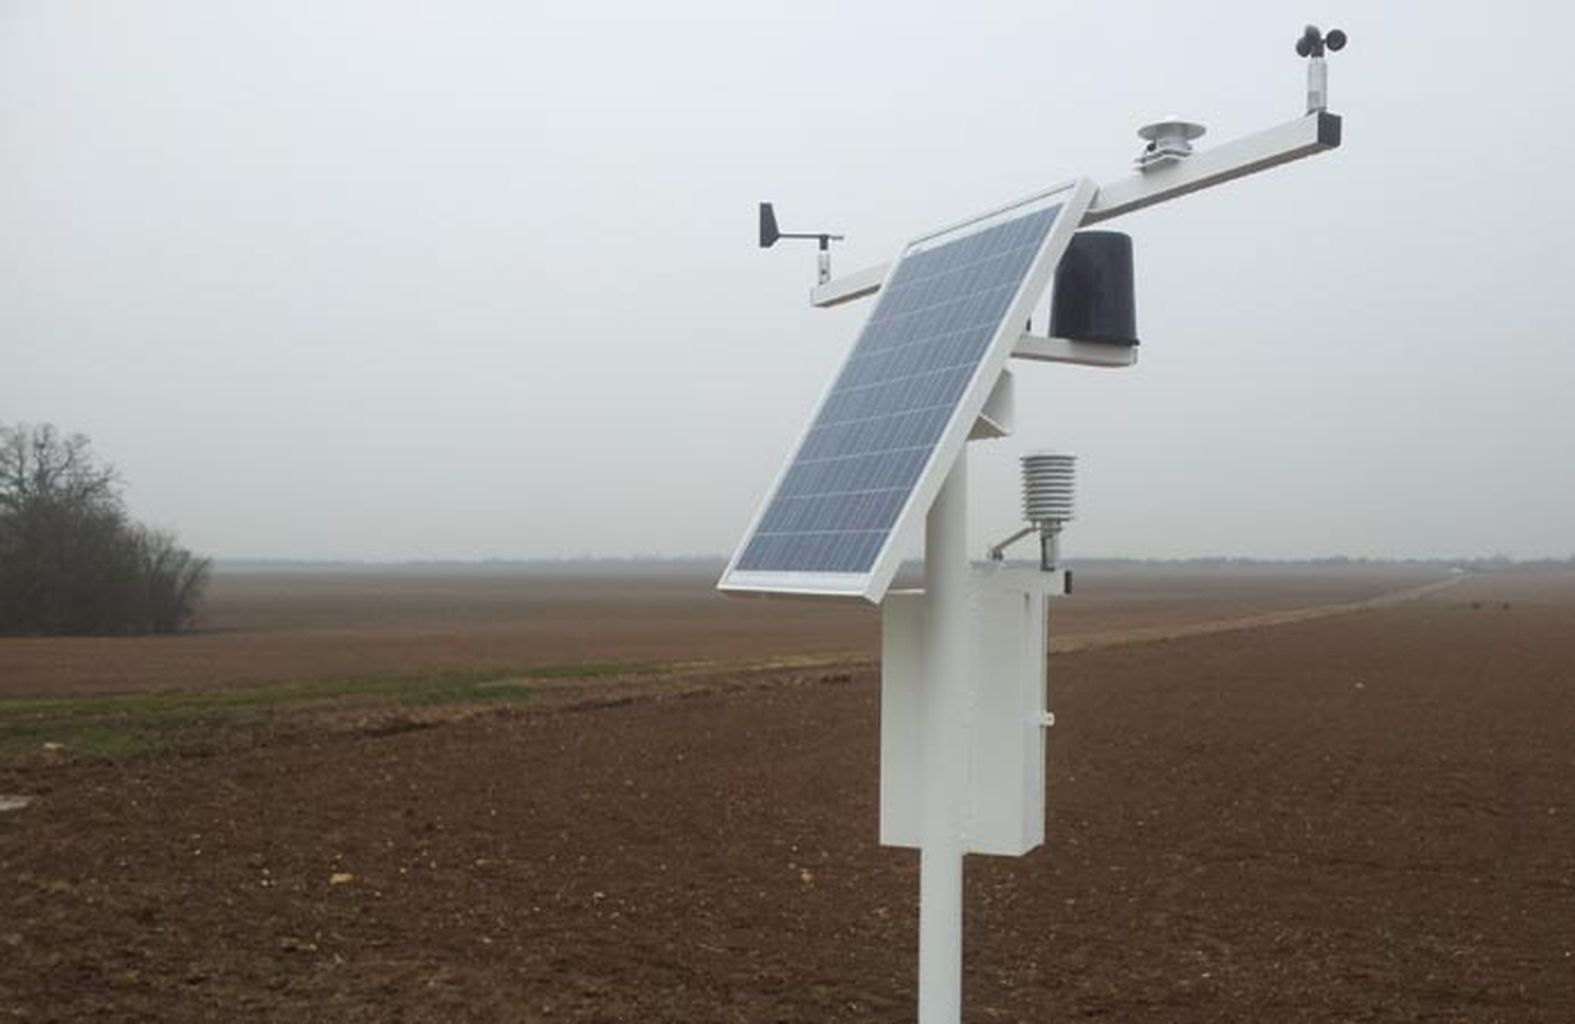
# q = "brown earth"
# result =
<box><xmin>3</xmin><ymin>567</ymin><xmax>1574</xmax><ymax>1022</ymax></box>
<box><xmin>0</xmin><ymin>562</ymin><xmax>1442</xmax><ymax>698</ymax></box>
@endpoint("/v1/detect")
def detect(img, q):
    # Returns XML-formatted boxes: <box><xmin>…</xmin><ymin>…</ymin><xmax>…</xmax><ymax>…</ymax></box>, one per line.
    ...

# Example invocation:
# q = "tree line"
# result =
<box><xmin>0</xmin><ymin>423</ymin><xmax>210</xmax><ymax>635</ymax></box>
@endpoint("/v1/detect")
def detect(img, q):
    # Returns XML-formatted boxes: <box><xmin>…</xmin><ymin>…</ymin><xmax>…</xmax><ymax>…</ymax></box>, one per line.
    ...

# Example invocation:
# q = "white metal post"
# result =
<box><xmin>1307</xmin><ymin>56</ymin><xmax>1329</xmax><ymax>113</ymax></box>
<box><xmin>918</xmin><ymin>450</ymin><xmax>970</xmax><ymax>1024</ymax></box>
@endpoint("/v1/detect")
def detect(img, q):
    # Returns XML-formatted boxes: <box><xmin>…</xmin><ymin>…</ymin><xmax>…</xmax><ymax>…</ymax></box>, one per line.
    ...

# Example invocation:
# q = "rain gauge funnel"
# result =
<box><xmin>1051</xmin><ymin>231</ymin><xmax>1138</xmax><ymax>346</ymax></box>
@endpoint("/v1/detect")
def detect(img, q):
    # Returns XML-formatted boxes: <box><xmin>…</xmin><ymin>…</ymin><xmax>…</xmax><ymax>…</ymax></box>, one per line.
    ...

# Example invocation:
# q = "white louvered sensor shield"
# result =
<box><xmin>1022</xmin><ymin>452</ymin><xmax>1075</xmax><ymax>525</ymax></box>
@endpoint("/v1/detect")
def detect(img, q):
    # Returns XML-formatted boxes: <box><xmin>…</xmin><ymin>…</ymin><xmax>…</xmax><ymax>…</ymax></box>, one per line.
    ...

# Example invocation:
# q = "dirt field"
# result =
<box><xmin>0</xmin><ymin>561</ymin><xmax>1439</xmax><ymax>698</ymax></box>
<box><xmin>4</xmin><ymin>566</ymin><xmax>1574</xmax><ymax>1022</ymax></box>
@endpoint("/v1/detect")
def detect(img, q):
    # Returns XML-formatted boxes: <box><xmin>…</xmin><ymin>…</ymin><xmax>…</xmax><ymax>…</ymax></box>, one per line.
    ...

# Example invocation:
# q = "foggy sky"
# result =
<box><xmin>4</xmin><ymin>1</ymin><xmax>1572</xmax><ymax>562</ymax></box>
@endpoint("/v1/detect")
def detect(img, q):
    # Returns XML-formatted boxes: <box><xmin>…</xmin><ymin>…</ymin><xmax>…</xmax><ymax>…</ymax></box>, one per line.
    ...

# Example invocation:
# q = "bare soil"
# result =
<box><xmin>4</xmin><ymin>567</ymin><xmax>1573</xmax><ymax>1022</ymax></box>
<box><xmin>0</xmin><ymin>563</ymin><xmax>1439</xmax><ymax>698</ymax></box>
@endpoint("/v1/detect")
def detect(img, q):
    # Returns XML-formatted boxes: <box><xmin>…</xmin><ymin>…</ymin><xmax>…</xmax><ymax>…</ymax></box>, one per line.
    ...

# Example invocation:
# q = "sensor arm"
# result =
<box><xmin>1012</xmin><ymin>332</ymin><xmax>1136</xmax><ymax>367</ymax></box>
<box><xmin>1085</xmin><ymin>110</ymin><xmax>1340</xmax><ymax>224</ymax></box>
<box><xmin>808</xmin><ymin>110</ymin><xmax>1341</xmax><ymax>309</ymax></box>
<box><xmin>776</xmin><ymin>232</ymin><xmax>845</xmax><ymax>248</ymax></box>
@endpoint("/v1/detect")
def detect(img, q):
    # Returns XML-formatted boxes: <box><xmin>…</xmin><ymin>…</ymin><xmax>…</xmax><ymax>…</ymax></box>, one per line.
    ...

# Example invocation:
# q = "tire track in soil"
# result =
<box><xmin>1050</xmin><ymin>576</ymin><xmax>1463</xmax><ymax>655</ymax></box>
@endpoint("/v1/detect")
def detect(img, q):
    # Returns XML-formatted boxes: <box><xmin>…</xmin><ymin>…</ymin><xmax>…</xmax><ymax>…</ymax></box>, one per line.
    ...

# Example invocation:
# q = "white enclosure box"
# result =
<box><xmin>880</xmin><ymin>563</ymin><xmax>1065</xmax><ymax>857</ymax></box>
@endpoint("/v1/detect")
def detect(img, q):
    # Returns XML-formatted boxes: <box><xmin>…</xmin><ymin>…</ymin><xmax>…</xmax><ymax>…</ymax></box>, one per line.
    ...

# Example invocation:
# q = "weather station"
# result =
<box><xmin>720</xmin><ymin>25</ymin><xmax>1348</xmax><ymax>1024</ymax></box>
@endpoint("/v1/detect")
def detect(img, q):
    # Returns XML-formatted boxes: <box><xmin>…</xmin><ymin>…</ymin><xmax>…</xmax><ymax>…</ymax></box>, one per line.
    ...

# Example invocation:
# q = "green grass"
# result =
<box><xmin>0</xmin><ymin>718</ymin><xmax>172</xmax><ymax>760</ymax></box>
<box><xmin>0</xmin><ymin>654</ymin><xmax>872</xmax><ymax>763</ymax></box>
<box><xmin>0</xmin><ymin>658</ymin><xmax>684</xmax><ymax>762</ymax></box>
<box><xmin>0</xmin><ymin>659</ymin><xmax>682</xmax><ymax>719</ymax></box>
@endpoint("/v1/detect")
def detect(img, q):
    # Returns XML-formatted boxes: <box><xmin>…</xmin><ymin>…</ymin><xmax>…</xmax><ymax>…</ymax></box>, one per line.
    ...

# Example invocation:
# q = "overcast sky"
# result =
<box><xmin>4</xmin><ymin>1</ymin><xmax>1571</xmax><ymax>562</ymax></box>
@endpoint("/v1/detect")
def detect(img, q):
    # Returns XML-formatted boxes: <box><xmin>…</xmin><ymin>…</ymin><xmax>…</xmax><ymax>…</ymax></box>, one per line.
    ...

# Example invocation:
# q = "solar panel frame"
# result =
<box><xmin>719</xmin><ymin>177</ymin><xmax>1097</xmax><ymax>603</ymax></box>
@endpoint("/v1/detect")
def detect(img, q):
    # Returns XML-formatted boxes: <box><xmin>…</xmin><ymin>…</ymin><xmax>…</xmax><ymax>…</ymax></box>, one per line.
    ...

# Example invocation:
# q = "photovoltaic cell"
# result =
<box><xmin>724</xmin><ymin>195</ymin><xmax>1069</xmax><ymax>589</ymax></box>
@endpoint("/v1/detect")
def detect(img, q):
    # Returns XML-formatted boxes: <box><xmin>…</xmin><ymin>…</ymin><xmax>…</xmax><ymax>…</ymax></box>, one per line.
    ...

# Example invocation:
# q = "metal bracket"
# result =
<box><xmin>1011</xmin><ymin>333</ymin><xmax>1137</xmax><ymax>368</ymax></box>
<box><xmin>808</xmin><ymin>111</ymin><xmax>1341</xmax><ymax>309</ymax></box>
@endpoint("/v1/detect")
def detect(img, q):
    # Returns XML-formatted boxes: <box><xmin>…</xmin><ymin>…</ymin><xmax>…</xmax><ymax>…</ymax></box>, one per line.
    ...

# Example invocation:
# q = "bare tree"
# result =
<box><xmin>0</xmin><ymin>424</ymin><xmax>119</xmax><ymax>516</ymax></box>
<box><xmin>136</xmin><ymin>527</ymin><xmax>212</xmax><ymax>634</ymax></box>
<box><xmin>0</xmin><ymin>423</ymin><xmax>210</xmax><ymax>635</ymax></box>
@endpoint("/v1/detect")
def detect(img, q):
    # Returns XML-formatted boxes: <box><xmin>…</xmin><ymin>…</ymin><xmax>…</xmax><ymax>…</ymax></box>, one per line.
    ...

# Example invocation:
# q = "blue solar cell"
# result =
<box><xmin>729</xmin><ymin>202</ymin><xmax>1063</xmax><ymax>579</ymax></box>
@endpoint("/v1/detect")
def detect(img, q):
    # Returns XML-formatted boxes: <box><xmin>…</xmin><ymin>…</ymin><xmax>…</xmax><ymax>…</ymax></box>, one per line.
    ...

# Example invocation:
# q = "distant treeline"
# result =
<box><xmin>0</xmin><ymin>423</ymin><xmax>210</xmax><ymax>636</ymax></box>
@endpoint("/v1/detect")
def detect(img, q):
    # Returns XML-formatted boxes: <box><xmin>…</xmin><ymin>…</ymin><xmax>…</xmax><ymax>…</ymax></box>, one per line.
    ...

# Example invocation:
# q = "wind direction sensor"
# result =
<box><xmin>721</xmin><ymin>25</ymin><xmax>1348</xmax><ymax>1024</ymax></box>
<box><xmin>757</xmin><ymin>202</ymin><xmax>845</xmax><ymax>284</ymax></box>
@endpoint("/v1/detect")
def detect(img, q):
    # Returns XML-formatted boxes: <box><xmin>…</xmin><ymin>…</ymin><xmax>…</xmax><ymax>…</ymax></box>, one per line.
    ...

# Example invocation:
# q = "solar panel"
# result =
<box><xmin>720</xmin><ymin>178</ymin><xmax>1096</xmax><ymax>601</ymax></box>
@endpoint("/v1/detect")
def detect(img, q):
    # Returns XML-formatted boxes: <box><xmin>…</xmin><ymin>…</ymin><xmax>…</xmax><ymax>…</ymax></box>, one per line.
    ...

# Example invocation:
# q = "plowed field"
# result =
<box><xmin>1</xmin><ymin>562</ymin><xmax>1439</xmax><ymax>697</ymax></box>
<box><xmin>4</xmin><ymin>566</ymin><xmax>1573</xmax><ymax>1022</ymax></box>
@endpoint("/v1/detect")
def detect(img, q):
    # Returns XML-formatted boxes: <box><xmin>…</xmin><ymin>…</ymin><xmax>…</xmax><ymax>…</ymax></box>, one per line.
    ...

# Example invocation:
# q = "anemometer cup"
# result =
<box><xmin>1296</xmin><ymin>25</ymin><xmax>1347</xmax><ymax>58</ymax></box>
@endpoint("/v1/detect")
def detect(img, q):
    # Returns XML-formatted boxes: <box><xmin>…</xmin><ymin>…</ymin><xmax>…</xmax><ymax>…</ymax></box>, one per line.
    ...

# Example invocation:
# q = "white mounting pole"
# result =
<box><xmin>1306</xmin><ymin>55</ymin><xmax>1329</xmax><ymax>113</ymax></box>
<box><xmin>918</xmin><ymin>450</ymin><xmax>970</xmax><ymax>1023</ymax></box>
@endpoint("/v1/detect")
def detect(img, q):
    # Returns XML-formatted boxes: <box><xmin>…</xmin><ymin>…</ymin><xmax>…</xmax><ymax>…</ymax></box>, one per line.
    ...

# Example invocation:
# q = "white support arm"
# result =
<box><xmin>809</xmin><ymin>259</ymin><xmax>888</xmax><ymax>308</ymax></box>
<box><xmin>1082</xmin><ymin>111</ymin><xmax>1340</xmax><ymax>224</ymax></box>
<box><xmin>811</xmin><ymin>260</ymin><xmax>893</xmax><ymax>308</ymax></box>
<box><xmin>1011</xmin><ymin>333</ymin><xmax>1137</xmax><ymax>368</ymax></box>
<box><xmin>809</xmin><ymin>111</ymin><xmax>1340</xmax><ymax>309</ymax></box>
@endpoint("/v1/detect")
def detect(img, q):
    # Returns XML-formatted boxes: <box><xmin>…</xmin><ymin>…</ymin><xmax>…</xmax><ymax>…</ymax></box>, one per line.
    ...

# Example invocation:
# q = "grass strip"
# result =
<box><xmin>0</xmin><ymin>660</ymin><xmax>682</xmax><ymax>721</ymax></box>
<box><xmin>0</xmin><ymin>652</ymin><xmax>872</xmax><ymax>762</ymax></box>
<box><xmin>0</xmin><ymin>652</ymin><xmax>873</xmax><ymax>721</ymax></box>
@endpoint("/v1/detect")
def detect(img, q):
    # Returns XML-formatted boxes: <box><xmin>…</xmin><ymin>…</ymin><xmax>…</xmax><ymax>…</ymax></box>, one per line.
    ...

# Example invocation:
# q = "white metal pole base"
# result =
<box><xmin>918</xmin><ymin>452</ymin><xmax>969</xmax><ymax>1024</ymax></box>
